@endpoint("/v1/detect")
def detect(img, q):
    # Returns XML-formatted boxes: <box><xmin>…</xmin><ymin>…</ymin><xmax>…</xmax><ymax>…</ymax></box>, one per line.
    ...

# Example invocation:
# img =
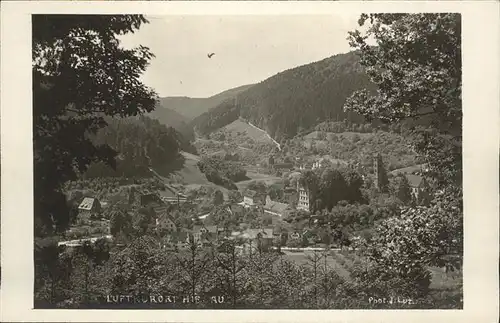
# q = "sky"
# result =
<box><xmin>119</xmin><ymin>15</ymin><xmax>362</xmax><ymax>98</ymax></box>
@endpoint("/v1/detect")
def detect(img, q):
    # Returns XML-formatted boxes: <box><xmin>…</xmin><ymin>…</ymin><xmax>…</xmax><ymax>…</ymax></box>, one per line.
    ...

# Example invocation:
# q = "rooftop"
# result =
<box><xmin>157</xmin><ymin>212</ymin><xmax>175</xmax><ymax>223</ymax></box>
<box><xmin>390</xmin><ymin>164</ymin><xmax>428</xmax><ymax>176</ymax></box>
<box><xmin>406</xmin><ymin>174</ymin><xmax>424</xmax><ymax>188</ymax></box>
<box><xmin>193</xmin><ymin>225</ymin><xmax>218</xmax><ymax>234</ymax></box>
<box><xmin>264</xmin><ymin>199</ymin><xmax>289</xmax><ymax>215</ymax></box>
<box><xmin>78</xmin><ymin>197</ymin><xmax>97</xmax><ymax>211</ymax></box>
<box><xmin>241</xmin><ymin>228</ymin><xmax>274</xmax><ymax>240</ymax></box>
<box><xmin>244</xmin><ymin>189</ymin><xmax>258</xmax><ymax>198</ymax></box>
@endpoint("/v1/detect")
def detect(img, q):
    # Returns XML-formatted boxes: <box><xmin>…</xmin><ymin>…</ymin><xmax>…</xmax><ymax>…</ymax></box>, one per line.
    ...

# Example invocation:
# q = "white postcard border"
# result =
<box><xmin>1</xmin><ymin>1</ymin><xmax>499</xmax><ymax>322</ymax></box>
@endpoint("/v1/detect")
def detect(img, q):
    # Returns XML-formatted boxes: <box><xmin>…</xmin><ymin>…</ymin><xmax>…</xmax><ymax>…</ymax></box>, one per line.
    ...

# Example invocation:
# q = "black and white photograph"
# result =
<box><xmin>1</xmin><ymin>1</ymin><xmax>499</xmax><ymax>321</ymax></box>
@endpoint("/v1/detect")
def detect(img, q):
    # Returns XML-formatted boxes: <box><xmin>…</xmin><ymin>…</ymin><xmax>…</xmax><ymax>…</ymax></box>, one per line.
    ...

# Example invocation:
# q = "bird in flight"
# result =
<box><xmin>207</xmin><ymin>53</ymin><xmax>215</xmax><ymax>58</ymax></box>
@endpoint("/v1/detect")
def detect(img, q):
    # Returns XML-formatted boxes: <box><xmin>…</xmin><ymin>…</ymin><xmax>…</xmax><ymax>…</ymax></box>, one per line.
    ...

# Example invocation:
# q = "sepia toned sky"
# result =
<box><xmin>119</xmin><ymin>15</ymin><xmax>362</xmax><ymax>98</ymax></box>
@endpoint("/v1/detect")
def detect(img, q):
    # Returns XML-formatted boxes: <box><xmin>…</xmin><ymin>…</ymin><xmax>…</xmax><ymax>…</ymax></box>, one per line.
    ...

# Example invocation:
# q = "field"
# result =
<box><xmin>235</xmin><ymin>170</ymin><xmax>283</xmax><ymax>191</ymax></box>
<box><xmin>150</xmin><ymin>151</ymin><xmax>233</xmax><ymax>199</ymax></box>
<box><xmin>168</xmin><ymin>151</ymin><xmax>209</xmax><ymax>185</ymax></box>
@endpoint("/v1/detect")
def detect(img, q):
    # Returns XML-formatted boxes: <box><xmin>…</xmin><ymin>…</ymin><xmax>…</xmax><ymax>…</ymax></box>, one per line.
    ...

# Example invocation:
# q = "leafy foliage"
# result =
<box><xmin>33</xmin><ymin>15</ymin><xmax>157</xmax><ymax>236</ymax></box>
<box><xmin>211</xmin><ymin>189</ymin><xmax>224</xmax><ymax>206</ymax></box>
<box><xmin>85</xmin><ymin>116</ymin><xmax>188</xmax><ymax>178</ymax></box>
<box><xmin>345</xmin><ymin>13</ymin><xmax>462</xmax><ymax>188</ymax></box>
<box><xmin>197</xmin><ymin>155</ymin><xmax>247</xmax><ymax>189</ymax></box>
<box><xmin>354</xmin><ymin>189</ymin><xmax>462</xmax><ymax>299</ymax></box>
<box><xmin>298</xmin><ymin>166</ymin><xmax>366</xmax><ymax>213</ymax></box>
<box><xmin>109</xmin><ymin>210</ymin><xmax>132</xmax><ymax>238</ymax></box>
<box><xmin>392</xmin><ymin>174</ymin><xmax>413</xmax><ymax>205</ymax></box>
<box><xmin>344</xmin><ymin>13</ymin><xmax>462</xmax><ymax>299</ymax></box>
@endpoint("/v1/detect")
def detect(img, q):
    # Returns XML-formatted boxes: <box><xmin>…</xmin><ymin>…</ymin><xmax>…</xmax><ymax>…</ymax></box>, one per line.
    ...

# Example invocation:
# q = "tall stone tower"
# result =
<box><xmin>373</xmin><ymin>153</ymin><xmax>388</xmax><ymax>192</ymax></box>
<box><xmin>268</xmin><ymin>155</ymin><xmax>275</xmax><ymax>166</ymax></box>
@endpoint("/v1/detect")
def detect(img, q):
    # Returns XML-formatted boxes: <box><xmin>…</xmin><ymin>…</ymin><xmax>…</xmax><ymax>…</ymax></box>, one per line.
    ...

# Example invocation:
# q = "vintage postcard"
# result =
<box><xmin>0</xmin><ymin>0</ymin><xmax>499</xmax><ymax>322</ymax></box>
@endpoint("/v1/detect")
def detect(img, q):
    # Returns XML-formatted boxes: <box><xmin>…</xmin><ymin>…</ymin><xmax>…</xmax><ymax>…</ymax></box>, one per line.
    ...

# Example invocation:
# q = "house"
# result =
<box><xmin>242</xmin><ymin>190</ymin><xmax>265</xmax><ymax>207</ymax></box>
<box><xmin>299</xmin><ymin>162</ymin><xmax>313</xmax><ymax>171</ymax></box>
<box><xmin>241</xmin><ymin>228</ymin><xmax>274</xmax><ymax>253</ymax></box>
<box><xmin>272</xmin><ymin>227</ymin><xmax>289</xmax><ymax>243</ymax></box>
<box><xmin>296</xmin><ymin>182</ymin><xmax>311</xmax><ymax>212</ymax></box>
<box><xmin>160</xmin><ymin>184</ymin><xmax>188</xmax><ymax>204</ymax></box>
<box><xmin>155</xmin><ymin>214</ymin><xmax>177</xmax><ymax>233</ymax></box>
<box><xmin>302</xmin><ymin>229</ymin><xmax>320</xmax><ymax>245</ymax></box>
<box><xmin>312</xmin><ymin>160</ymin><xmax>323</xmax><ymax>170</ymax></box>
<box><xmin>159</xmin><ymin>234</ymin><xmax>176</xmax><ymax>250</ymax></box>
<box><xmin>387</xmin><ymin>164</ymin><xmax>430</xmax><ymax>201</ymax></box>
<box><xmin>129</xmin><ymin>188</ymin><xmax>163</xmax><ymax>207</ymax></box>
<box><xmin>78</xmin><ymin>197</ymin><xmax>101</xmax><ymax>218</ymax></box>
<box><xmin>406</xmin><ymin>174</ymin><xmax>428</xmax><ymax>200</ymax></box>
<box><xmin>312</xmin><ymin>156</ymin><xmax>348</xmax><ymax>170</ymax></box>
<box><xmin>152</xmin><ymin>204</ymin><xmax>168</xmax><ymax>216</ymax></box>
<box><xmin>263</xmin><ymin>195</ymin><xmax>290</xmax><ymax>217</ymax></box>
<box><xmin>189</xmin><ymin>225</ymin><xmax>219</xmax><ymax>244</ymax></box>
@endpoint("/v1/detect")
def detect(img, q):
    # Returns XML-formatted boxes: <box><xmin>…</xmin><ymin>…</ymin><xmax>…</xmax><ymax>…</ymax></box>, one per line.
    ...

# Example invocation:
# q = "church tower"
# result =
<box><xmin>268</xmin><ymin>155</ymin><xmax>275</xmax><ymax>166</ymax></box>
<box><xmin>373</xmin><ymin>153</ymin><xmax>388</xmax><ymax>192</ymax></box>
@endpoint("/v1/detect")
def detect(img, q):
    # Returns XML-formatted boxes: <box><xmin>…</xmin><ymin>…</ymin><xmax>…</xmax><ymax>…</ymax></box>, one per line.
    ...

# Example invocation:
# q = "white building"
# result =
<box><xmin>296</xmin><ymin>182</ymin><xmax>311</xmax><ymax>212</ymax></box>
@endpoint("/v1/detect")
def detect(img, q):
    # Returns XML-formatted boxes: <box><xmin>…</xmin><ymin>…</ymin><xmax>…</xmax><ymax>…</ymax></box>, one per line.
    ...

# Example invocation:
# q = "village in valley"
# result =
<box><xmin>61</xmin><ymin>149</ymin><xmax>429</xmax><ymax>261</ymax></box>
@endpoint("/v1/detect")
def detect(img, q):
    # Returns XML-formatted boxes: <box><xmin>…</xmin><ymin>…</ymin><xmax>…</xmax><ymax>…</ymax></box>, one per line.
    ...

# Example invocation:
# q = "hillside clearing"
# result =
<box><xmin>152</xmin><ymin>151</ymin><xmax>231</xmax><ymax>196</ymax></box>
<box><xmin>222</xmin><ymin>120</ymin><xmax>278</xmax><ymax>146</ymax></box>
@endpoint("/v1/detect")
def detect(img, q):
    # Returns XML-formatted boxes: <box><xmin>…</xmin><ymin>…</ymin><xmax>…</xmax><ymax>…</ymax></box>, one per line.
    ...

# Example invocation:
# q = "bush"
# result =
<box><xmin>351</xmin><ymin>261</ymin><xmax>432</xmax><ymax>300</ymax></box>
<box><xmin>197</xmin><ymin>156</ymin><xmax>247</xmax><ymax>182</ymax></box>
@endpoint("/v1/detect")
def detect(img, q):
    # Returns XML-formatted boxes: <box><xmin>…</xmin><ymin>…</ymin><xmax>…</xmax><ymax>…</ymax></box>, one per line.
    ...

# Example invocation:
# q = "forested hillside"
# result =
<box><xmin>147</xmin><ymin>104</ymin><xmax>195</xmax><ymax>142</ymax></box>
<box><xmin>84</xmin><ymin>116</ymin><xmax>192</xmax><ymax>178</ymax></box>
<box><xmin>159</xmin><ymin>84</ymin><xmax>254</xmax><ymax>120</ymax></box>
<box><xmin>191</xmin><ymin>51</ymin><xmax>375</xmax><ymax>140</ymax></box>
